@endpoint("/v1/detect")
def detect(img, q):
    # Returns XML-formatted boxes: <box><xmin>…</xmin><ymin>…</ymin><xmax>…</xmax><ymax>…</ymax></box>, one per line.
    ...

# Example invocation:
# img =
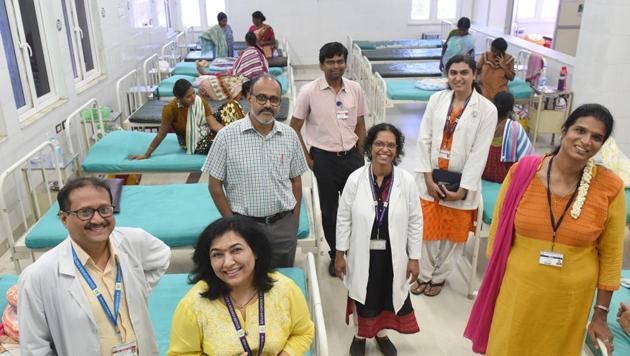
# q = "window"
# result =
<box><xmin>131</xmin><ymin>0</ymin><xmax>152</xmax><ymax>27</ymax></box>
<box><xmin>0</xmin><ymin>0</ymin><xmax>25</xmax><ymax>108</ymax></box>
<box><xmin>410</xmin><ymin>0</ymin><xmax>458</xmax><ymax>22</ymax></box>
<box><xmin>2</xmin><ymin>0</ymin><xmax>56</xmax><ymax>115</ymax></box>
<box><xmin>181</xmin><ymin>0</ymin><xmax>201</xmax><ymax>27</ymax></box>
<box><xmin>156</xmin><ymin>0</ymin><xmax>173</xmax><ymax>30</ymax></box>
<box><xmin>515</xmin><ymin>0</ymin><xmax>559</xmax><ymax>22</ymax></box>
<box><xmin>62</xmin><ymin>0</ymin><xmax>101</xmax><ymax>85</ymax></box>
<box><xmin>205</xmin><ymin>1</ymin><xmax>226</xmax><ymax>26</ymax></box>
<box><xmin>180</xmin><ymin>0</ymin><xmax>225</xmax><ymax>28</ymax></box>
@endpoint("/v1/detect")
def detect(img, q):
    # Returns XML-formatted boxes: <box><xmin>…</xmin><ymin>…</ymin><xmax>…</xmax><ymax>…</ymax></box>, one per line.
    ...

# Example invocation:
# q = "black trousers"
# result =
<box><xmin>310</xmin><ymin>147</ymin><xmax>364</xmax><ymax>259</ymax></box>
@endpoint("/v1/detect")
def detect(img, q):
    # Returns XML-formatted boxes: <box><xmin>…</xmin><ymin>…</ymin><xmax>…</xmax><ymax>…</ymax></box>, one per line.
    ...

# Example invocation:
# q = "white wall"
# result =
<box><xmin>0</xmin><ymin>0</ymin><xmax>173</xmax><ymax>173</ymax></box>
<box><xmin>223</xmin><ymin>0</ymin><xmax>472</xmax><ymax>65</ymax></box>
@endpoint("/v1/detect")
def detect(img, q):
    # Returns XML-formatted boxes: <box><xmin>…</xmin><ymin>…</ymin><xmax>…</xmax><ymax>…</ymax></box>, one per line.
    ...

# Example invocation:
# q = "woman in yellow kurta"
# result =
<box><xmin>479</xmin><ymin>104</ymin><xmax>626</xmax><ymax>355</ymax></box>
<box><xmin>168</xmin><ymin>216</ymin><xmax>314</xmax><ymax>356</ymax></box>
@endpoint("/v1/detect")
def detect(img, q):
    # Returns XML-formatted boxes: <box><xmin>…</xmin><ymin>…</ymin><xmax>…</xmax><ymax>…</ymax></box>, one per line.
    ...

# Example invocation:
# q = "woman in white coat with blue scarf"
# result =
<box><xmin>335</xmin><ymin>123</ymin><xmax>423</xmax><ymax>356</ymax></box>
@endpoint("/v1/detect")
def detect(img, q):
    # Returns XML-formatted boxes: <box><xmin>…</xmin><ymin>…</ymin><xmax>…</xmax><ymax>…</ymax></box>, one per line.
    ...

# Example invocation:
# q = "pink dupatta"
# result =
<box><xmin>463</xmin><ymin>154</ymin><xmax>543</xmax><ymax>353</ymax></box>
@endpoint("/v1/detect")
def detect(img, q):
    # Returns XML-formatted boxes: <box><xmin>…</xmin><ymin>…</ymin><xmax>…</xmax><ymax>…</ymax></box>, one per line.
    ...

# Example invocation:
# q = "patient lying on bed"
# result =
<box><xmin>128</xmin><ymin>79</ymin><xmax>224</xmax><ymax>160</ymax></box>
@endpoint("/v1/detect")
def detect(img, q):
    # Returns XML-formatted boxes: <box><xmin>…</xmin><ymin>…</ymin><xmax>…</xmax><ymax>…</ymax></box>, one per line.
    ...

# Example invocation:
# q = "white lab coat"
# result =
<box><xmin>415</xmin><ymin>89</ymin><xmax>497</xmax><ymax>210</ymax></box>
<box><xmin>336</xmin><ymin>165</ymin><xmax>422</xmax><ymax>313</ymax></box>
<box><xmin>18</xmin><ymin>227</ymin><xmax>171</xmax><ymax>356</ymax></box>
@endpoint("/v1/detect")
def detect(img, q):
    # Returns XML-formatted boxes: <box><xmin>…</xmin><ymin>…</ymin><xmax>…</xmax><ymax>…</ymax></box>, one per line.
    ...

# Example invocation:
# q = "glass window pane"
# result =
<box><xmin>18</xmin><ymin>0</ymin><xmax>50</xmax><ymax>98</ymax></box>
<box><xmin>156</xmin><ymin>0</ymin><xmax>166</xmax><ymax>27</ymax></box>
<box><xmin>0</xmin><ymin>0</ymin><xmax>26</xmax><ymax>107</ymax></box>
<box><xmin>181</xmin><ymin>0</ymin><xmax>200</xmax><ymax>27</ymax></box>
<box><xmin>74</xmin><ymin>0</ymin><xmax>94</xmax><ymax>72</ymax></box>
<box><xmin>61</xmin><ymin>0</ymin><xmax>78</xmax><ymax>78</ymax></box>
<box><xmin>437</xmin><ymin>0</ymin><xmax>457</xmax><ymax>19</ymax></box>
<box><xmin>516</xmin><ymin>0</ymin><xmax>536</xmax><ymax>19</ymax></box>
<box><xmin>132</xmin><ymin>0</ymin><xmax>152</xmax><ymax>27</ymax></box>
<box><xmin>206</xmin><ymin>0</ymin><xmax>225</xmax><ymax>26</ymax></box>
<box><xmin>410</xmin><ymin>0</ymin><xmax>430</xmax><ymax>20</ymax></box>
<box><xmin>541</xmin><ymin>0</ymin><xmax>559</xmax><ymax>20</ymax></box>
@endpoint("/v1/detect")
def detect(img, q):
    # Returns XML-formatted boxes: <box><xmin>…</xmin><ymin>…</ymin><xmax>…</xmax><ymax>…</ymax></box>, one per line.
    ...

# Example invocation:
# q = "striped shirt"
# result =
<box><xmin>202</xmin><ymin>115</ymin><xmax>308</xmax><ymax>217</ymax></box>
<box><xmin>232</xmin><ymin>47</ymin><xmax>269</xmax><ymax>79</ymax></box>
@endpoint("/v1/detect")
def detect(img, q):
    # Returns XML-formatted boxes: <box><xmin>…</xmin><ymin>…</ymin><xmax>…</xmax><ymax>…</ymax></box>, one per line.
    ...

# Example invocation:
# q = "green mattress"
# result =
<box><xmin>25</xmin><ymin>183</ymin><xmax>310</xmax><ymax>249</ymax></box>
<box><xmin>386</xmin><ymin>78</ymin><xmax>532</xmax><ymax>102</ymax></box>
<box><xmin>82</xmin><ymin>131</ymin><xmax>207</xmax><ymax>173</ymax></box>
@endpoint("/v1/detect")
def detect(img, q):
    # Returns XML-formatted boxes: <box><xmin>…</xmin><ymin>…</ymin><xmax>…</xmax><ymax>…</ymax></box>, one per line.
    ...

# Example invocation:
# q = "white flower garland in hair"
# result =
<box><xmin>571</xmin><ymin>159</ymin><xmax>595</xmax><ymax>219</ymax></box>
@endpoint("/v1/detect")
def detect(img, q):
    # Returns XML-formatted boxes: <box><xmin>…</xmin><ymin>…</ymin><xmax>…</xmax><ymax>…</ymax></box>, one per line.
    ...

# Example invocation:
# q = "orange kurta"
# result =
<box><xmin>486</xmin><ymin>163</ymin><xmax>626</xmax><ymax>356</ymax></box>
<box><xmin>423</xmin><ymin>105</ymin><xmax>476</xmax><ymax>243</ymax></box>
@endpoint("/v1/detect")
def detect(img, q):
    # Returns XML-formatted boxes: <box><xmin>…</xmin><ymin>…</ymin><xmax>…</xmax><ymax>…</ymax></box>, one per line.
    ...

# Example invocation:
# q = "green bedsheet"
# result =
<box><xmin>155</xmin><ymin>75</ymin><xmax>197</xmax><ymax>99</ymax></box>
<box><xmin>157</xmin><ymin>74</ymin><xmax>288</xmax><ymax>99</ymax></box>
<box><xmin>354</xmin><ymin>39</ymin><xmax>443</xmax><ymax>50</ymax></box>
<box><xmin>149</xmin><ymin>269</ymin><xmax>310</xmax><ymax>355</ymax></box>
<box><xmin>25</xmin><ymin>183</ymin><xmax>310</xmax><ymax>249</ymax></box>
<box><xmin>171</xmin><ymin>63</ymin><xmax>284</xmax><ymax>77</ymax></box>
<box><xmin>386</xmin><ymin>78</ymin><xmax>532</xmax><ymax>102</ymax></box>
<box><xmin>585</xmin><ymin>270</ymin><xmax>630</xmax><ymax>356</ymax></box>
<box><xmin>481</xmin><ymin>179</ymin><xmax>502</xmax><ymax>224</ymax></box>
<box><xmin>82</xmin><ymin>131</ymin><xmax>207</xmax><ymax>173</ymax></box>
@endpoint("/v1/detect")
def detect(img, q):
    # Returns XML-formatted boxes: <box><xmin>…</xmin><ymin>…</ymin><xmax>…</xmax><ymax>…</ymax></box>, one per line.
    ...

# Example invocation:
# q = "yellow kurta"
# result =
<box><xmin>167</xmin><ymin>272</ymin><xmax>314</xmax><ymax>356</ymax></box>
<box><xmin>486</xmin><ymin>163</ymin><xmax>626</xmax><ymax>356</ymax></box>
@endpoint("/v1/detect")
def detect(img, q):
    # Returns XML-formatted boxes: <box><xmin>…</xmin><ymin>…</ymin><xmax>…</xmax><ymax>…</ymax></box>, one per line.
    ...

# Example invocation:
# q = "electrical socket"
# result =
<box><xmin>55</xmin><ymin>123</ymin><xmax>63</xmax><ymax>134</ymax></box>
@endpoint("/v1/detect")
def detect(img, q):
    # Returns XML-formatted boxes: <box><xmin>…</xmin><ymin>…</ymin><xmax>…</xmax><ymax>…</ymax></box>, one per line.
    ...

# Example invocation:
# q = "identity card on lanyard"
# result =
<box><xmin>224</xmin><ymin>291</ymin><xmax>266</xmax><ymax>356</ymax></box>
<box><xmin>368</xmin><ymin>164</ymin><xmax>393</xmax><ymax>250</ymax></box>
<box><xmin>72</xmin><ymin>247</ymin><xmax>138</xmax><ymax>355</ymax></box>
<box><xmin>336</xmin><ymin>100</ymin><xmax>349</xmax><ymax>120</ymax></box>
<box><xmin>539</xmin><ymin>156</ymin><xmax>581</xmax><ymax>268</ymax></box>
<box><xmin>439</xmin><ymin>95</ymin><xmax>472</xmax><ymax>161</ymax></box>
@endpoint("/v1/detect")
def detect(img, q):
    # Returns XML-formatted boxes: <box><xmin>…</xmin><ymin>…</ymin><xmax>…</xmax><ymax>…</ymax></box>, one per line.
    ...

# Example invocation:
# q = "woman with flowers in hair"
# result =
<box><xmin>464</xmin><ymin>104</ymin><xmax>626</xmax><ymax>355</ymax></box>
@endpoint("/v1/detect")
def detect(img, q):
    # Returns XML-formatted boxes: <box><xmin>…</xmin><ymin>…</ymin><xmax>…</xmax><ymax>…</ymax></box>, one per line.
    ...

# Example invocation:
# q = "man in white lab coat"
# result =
<box><xmin>18</xmin><ymin>177</ymin><xmax>171</xmax><ymax>356</ymax></box>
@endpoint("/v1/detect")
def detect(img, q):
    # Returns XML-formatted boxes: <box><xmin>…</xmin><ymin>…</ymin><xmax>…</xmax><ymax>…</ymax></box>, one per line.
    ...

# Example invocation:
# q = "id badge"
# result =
<box><xmin>539</xmin><ymin>251</ymin><xmax>564</xmax><ymax>268</ymax></box>
<box><xmin>438</xmin><ymin>148</ymin><xmax>451</xmax><ymax>160</ymax></box>
<box><xmin>336</xmin><ymin>110</ymin><xmax>349</xmax><ymax>120</ymax></box>
<box><xmin>112</xmin><ymin>341</ymin><xmax>138</xmax><ymax>356</ymax></box>
<box><xmin>370</xmin><ymin>240</ymin><xmax>387</xmax><ymax>250</ymax></box>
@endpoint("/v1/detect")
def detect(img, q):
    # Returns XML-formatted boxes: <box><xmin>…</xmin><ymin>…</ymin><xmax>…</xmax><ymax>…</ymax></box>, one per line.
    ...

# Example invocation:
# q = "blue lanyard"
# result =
<box><xmin>224</xmin><ymin>291</ymin><xmax>265</xmax><ymax>356</ymax></box>
<box><xmin>368</xmin><ymin>165</ymin><xmax>394</xmax><ymax>234</ymax></box>
<box><xmin>71</xmin><ymin>246</ymin><xmax>122</xmax><ymax>333</ymax></box>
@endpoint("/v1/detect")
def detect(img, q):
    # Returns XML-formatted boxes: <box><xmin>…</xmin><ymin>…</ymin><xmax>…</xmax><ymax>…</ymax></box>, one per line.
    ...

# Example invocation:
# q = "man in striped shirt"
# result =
<box><xmin>232</xmin><ymin>32</ymin><xmax>269</xmax><ymax>79</ymax></box>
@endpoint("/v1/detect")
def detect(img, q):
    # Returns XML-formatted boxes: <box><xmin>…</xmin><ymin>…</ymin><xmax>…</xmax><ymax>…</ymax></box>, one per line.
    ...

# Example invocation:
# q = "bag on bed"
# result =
<box><xmin>197</xmin><ymin>75</ymin><xmax>244</xmax><ymax>101</ymax></box>
<box><xmin>415</xmin><ymin>78</ymin><xmax>448</xmax><ymax>91</ymax></box>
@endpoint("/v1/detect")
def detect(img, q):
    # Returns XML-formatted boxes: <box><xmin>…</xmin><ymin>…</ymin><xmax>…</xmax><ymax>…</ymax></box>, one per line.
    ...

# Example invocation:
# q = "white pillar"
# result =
<box><xmin>572</xmin><ymin>0</ymin><xmax>630</xmax><ymax>153</ymax></box>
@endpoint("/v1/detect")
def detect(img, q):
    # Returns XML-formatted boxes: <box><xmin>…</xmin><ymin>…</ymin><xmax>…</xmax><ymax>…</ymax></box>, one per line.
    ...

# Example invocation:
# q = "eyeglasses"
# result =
<box><xmin>253</xmin><ymin>94</ymin><xmax>281</xmax><ymax>106</ymax></box>
<box><xmin>63</xmin><ymin>206</ymin><xmax>115</xmax><ymax>221</ymax></box>
<box><xmin>373</xmin><ymin>141</ymin><xmax>397</xmax><ymax>150</ymax></box>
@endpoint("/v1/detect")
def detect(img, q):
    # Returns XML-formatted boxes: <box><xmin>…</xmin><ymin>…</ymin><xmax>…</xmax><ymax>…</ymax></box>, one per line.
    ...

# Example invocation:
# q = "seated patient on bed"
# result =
<box><xmin>128</xmin><ymin>79</ymin><xmax>224</xmax><ymax>159</ymax></box>
<box><xmin>481</xmin><ymin>91</ymin><xmax>533</xmax><ymax>183</ymax></box>
<box><xmin>18</xmin><ymin>177</ymin><xmax>171</xmax><ymax>356</ymax></box>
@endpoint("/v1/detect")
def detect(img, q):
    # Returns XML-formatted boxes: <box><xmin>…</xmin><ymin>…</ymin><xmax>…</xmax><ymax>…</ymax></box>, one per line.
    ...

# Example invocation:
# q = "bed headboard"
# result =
<box><xmin>63</xmin><ymin>98</ymin><xmax>107</xmax><ymax>164</ymax></box>
<box><xmin>0</xmin><ymin>141</ymin><xmax>66</xmax><ymax>272</ymax></box>
<box><xmin>116</xmin><ymin>70</ymin><xmax>146</xmax><ymax>123</ymax></box>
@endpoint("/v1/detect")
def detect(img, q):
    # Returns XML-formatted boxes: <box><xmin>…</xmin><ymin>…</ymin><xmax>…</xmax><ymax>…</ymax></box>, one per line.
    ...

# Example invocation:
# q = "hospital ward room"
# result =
<box><xmin>1</xmin><ymin>0</ymin><xmax>630</xmax><ymax>355</ymax></box>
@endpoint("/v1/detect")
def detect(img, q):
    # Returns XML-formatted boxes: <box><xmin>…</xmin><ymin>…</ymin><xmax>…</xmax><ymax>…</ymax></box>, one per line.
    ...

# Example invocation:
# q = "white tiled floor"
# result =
<box><xmin>2</xmin><ymin>68</ymin><xmax>628</xmax><ymax>356</ymax></box>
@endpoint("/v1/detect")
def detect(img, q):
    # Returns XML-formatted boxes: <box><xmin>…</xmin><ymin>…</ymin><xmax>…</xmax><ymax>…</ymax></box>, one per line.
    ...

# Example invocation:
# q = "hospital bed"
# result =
<box><xmin>149</xmin><ymin>254</ymin><xmax>328</xmax><ymax>355</ymax></box>
<box><xmin>371</xmin><ymin>62</ymin><xmax>442</xmax><ymax>78</ymax></box>
<box><xmin>185</xmin><ymin>47</ymin><xmax>289</xmax><ymax>68</ymax></box>
<box><xmin>372</xmin><ymin>71</ymin><xmax>533</xmax><ymax>109</ymax></box>
<box><xmin>362</xmin><ymin>48</ymin><xmax>442</xmax><ymax>62</ymax></box>
<box><xmin>160</xmin><ymin>40</ymin><xmax>181</xmax><ymax>69</ymax></box>
<box><xmin>353</xmin><ymin>39</ymin><xmax>442</xmax><ymax>50</ymax></box>
<box><xmin>171</xmin><ymin>61</ymin><xmax>285</xmax><ymax>77</ymax></box>
<box><xmin>1</xmin><ymin>128</ymin><xmax>325</xmax><ymax>271</ymax></box>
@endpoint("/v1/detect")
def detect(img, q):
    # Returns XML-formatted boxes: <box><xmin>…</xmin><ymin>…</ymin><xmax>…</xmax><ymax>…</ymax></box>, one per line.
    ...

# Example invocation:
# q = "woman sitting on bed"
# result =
<box><xmin>249</xmin><ymin>11</ymin><xmax>275</xmax><ymax>59</ymax></box>
<box><xmin>482</xmin><ymin>91</ymin><xmax>533</xmax><ymax>183</ymax></box>
<box><xmin>440</xmin><ymin>17</ymin><xmax>475</xmax><ymax>74</ymax></box>
<box><xmin>128</xmin><ymin>79</ymin><xmax>223</xmax><ymax>160</ymax></box>
<box><xmin>167</xmin><ymin>216</ymin><xmax>314</xmax><ymax>356</ymax></box>
<box><xmin>232</xmin><ymin>31</ymin><xmax>269</xmax><ymax>79</ymax></box>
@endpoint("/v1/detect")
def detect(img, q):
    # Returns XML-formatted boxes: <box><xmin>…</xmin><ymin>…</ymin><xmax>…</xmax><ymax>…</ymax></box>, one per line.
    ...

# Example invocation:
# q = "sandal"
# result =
<box><xmin>410</xmin><ymin>279</ymin><xmax>430</xmax><ymax>295</ymax></box>
<box><xmin>424</xmin><ymin>281</ymin><xmax>445</xmax><ymax>297</ymax></box>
